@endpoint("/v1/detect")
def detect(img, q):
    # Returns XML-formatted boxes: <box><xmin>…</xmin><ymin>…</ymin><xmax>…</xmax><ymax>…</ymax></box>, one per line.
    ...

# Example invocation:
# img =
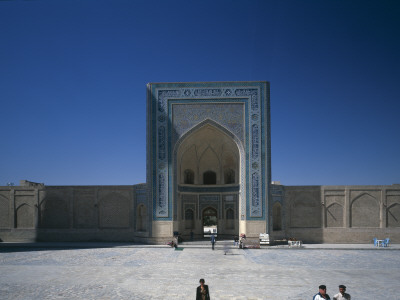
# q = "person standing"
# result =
<box><xmin>196</xmin><ymin>278</ymin><xmax>210</xmax><ymax>300</ymax></box>
<box><xmin>313</xmin><ymin>285</ymin><xmax>330</xmax><ymax>300</ymax></box>
<box><xmin>210</xmin><ymin>233</ymin><xmax>216</xmax><ymax>250</ymax></box>
<box><xmin>239</xmin><ymin>233</ymin><xmax>246</xmax><ymax>249</ymax></box>
<box><xmin>333</xmin><ymin>285</ymin><xmax>351</xmax><ymax>300</ymax></box>
<box><xmin>233</xmin><ymin>236</ymin><xmax>239</xmax><ymax>247</ymax></box>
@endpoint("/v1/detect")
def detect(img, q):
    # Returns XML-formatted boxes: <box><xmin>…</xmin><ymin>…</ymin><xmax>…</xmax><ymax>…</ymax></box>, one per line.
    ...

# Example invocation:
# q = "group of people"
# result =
<box><xmin>211</xmin><ymin>233</ymin><xmax>244</xmax><ymax>250</ymax></box>
<box><xmin>200</xmin><ymin>235</ymin><xmax>351</xmax><ymax>299</ymax></box>
<box><xmin>314</xmin><ymin>284</ymin><xmax>351</xmax><ymax>300</ymax></box>
<box><xmin>196</xmin><ymin>280</ymin><xmax>351</xmax><ymax>300</ymax></box>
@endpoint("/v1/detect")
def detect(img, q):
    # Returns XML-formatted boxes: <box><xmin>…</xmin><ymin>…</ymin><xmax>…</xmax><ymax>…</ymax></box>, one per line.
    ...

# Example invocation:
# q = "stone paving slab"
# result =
<box><xmin>1</xmin><ymin>241</ymin><xmax>400</xmax><ymax>250</ymax></box>
<box><xmin>1</xmin><ymin>245</ymin><xmax>399</xmax><ymax>299</ymax></box>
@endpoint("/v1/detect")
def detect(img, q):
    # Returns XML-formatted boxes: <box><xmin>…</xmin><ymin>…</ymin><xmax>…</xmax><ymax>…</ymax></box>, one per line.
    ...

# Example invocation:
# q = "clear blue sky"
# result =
<box><xmin>1</xmin><ymin>0</ymin><xmax>399</xmax><ymax>186</ymax></box>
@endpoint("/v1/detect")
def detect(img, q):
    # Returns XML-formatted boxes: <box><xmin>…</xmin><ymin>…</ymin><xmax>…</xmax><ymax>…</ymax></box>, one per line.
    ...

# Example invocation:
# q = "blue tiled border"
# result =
<box><xmin>148</xmin><ymin>82</ymin><xmax>270</xmax><ymax>221</ymax></box>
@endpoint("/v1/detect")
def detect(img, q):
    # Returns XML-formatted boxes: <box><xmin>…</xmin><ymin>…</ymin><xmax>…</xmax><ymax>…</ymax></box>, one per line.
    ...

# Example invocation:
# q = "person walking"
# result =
<box><xmin>196</xmin><ymin>278</ymin><xmax>210</xmax><ymax>300</ymax></box>
<box><xmin>313</xmin><ymin>285</ymin><xmax>330</xmax><ymax>300</ymax></box>
<box><xmin>333</xmin><ymin>285</ymin><xmax>351</xmax><ymax>300</ymax></box>
<box><xmin>210</xmin><ymin>233</ymin><xmax>216</xmax><ymax>250</ymax></box>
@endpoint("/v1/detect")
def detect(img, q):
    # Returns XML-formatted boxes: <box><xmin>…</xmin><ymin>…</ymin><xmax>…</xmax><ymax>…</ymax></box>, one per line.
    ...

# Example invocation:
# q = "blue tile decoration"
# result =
<box><xmin>194</xmin><ymin>89</ymin><xmax>222</xmax><ymax>97</ymax></box>
<box><xmin>252</xmin><ymin>124</ymin><xmax>259</xmax><ymax>158</ymax></box>
<box><xmin>147</xmin><ymin>82</ymin><xmax>270</xmax><ymax>221</ymax></box>
<box><xmin>135</xmin><ymin>189</ymin><xmax>147</xmax><ymax>204</ymax></box>
<box><xmin>178</xmin><ymin>185</ymin><xmax>240</xmax><ymax>193</ymax></box>
<box><xmin>252</xmin><ymin>172</ymin><xmax>261</xmax><ymax>216</ymax></box>
<box><xmin>223</xmin><ymin>194</ymin><xmax>238</xmax><ymax>219</ymax></box>
<box><xmin>172</xmin><ymin>102</ymin><xmax>244</xmax><ymax>145</ymax></box>
<box><xmin>158</xmin><ymin>126</ymin><xmax>165</xmax><ymax>160</ymax></box>
<box><xmin>199</xmin><ymin>194</ymin><xmax>221</xmax><ymax>218</ymax></box>
<box><xmin>157</xmin><ymin>173</ymin><xmax>167</xmax><ymax>217</ymax></box>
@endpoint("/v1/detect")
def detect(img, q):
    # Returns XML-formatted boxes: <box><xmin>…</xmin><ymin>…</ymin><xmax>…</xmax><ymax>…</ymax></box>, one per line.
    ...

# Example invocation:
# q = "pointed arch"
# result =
<box><xmin>387</xmin><ymin>203</ymin><xmax>400</xmax><ymax>227</ymax></box>
<box><xmin>174</xmin><ymin>118</ymin><xmax>244</xmax><ymax>164</ymax></box>
<box><xmin>351</xmin><ymin>193</ymin><xmax>379</xmax><ymax>227</ymax></box>
<box><xmin>326</xmin><ymin>202</ymin><xmax>343</xmax><ymax>227</ymax></box>
<box><xmin>39</xmin><ymin>196</ymin><xmax>69</xmax><ymax>228</ymax></box>
<box><xmin>173</xmin><ymin>118</ymin><xmax>245</xmax><ymax>229</ymax></box>
<box><xmin>16</xmin><ymin>203</ymin><xmax>34</xmax><ymax>228</ymax></box>
<box><xmin>174</xmin><ymin>119</ymin><xmax>244</xmax><ymax>186</ymax></box>
<box><xmin>199</xmin><ymin>145</ymin><xmax>220</xmax><ymax>184</ymax></box>
<box><xmin>350</xmin><ymin>192</ymin><xmax>379</xmax><ymax>206</ymax></box>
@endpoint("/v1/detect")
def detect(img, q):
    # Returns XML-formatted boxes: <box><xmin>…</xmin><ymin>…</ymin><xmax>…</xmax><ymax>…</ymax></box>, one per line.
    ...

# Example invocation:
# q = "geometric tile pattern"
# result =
<box><xmin>147</xmin><ymin>82</ymin><xmax>270</xmax><ymax>221</ymax></box>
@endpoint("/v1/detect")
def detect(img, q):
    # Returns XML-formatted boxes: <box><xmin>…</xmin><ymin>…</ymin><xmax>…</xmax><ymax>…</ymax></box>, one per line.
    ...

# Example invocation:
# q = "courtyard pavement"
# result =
<box><xmin>0</xmin><ymin>241</ymin><xmax>399</xmax><ymax>299</ymax></box>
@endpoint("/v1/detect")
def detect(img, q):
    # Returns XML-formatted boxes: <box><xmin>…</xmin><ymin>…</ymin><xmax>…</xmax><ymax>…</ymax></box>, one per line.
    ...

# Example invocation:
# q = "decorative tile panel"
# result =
<box><xmin>158</xmin><ymin>126</ymin><xmax>166</xmax><ymax>160</ymax></box>
<box><xmin>172</xmin><ymin>103</ymin><xmax>244</xmax><ymax>145</ymax></box>
<box><xmin>147</xmin><ymin>82</ymin><xmax>270</xmax><ymax>221</ymax></box>
<box><xmin>178</xmin><ymin>185</ymin><xmax>240</xmax><ymax>193</ymax></box>
<box><xmin>199</xmin><ymin>194</ymin><xmax>221</xmax><ymax>218</ymax></box>
<box><xmin>156</xmin><ymin>173</ymin><xmax>167</xmax><ymax>217</ymax></box>
<box><xmin>136</xmin><ymin>189</ymin><xmax>147</xmax><ymax>204</ymax></box>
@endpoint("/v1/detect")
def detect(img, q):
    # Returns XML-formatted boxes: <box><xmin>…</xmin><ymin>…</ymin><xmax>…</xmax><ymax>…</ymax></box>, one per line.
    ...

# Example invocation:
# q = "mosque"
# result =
<box><xmin>0</xmin><ymin>81</ymin><xmax>399</xmax><ymax>243</ymax></box>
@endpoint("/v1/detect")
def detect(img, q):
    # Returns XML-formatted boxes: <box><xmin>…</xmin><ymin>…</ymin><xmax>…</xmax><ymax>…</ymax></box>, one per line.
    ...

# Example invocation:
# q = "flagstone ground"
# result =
<box><xmin>0</xmin><ymin>243</ymin><xmax>399</xmax><ymax>299</ymax></box>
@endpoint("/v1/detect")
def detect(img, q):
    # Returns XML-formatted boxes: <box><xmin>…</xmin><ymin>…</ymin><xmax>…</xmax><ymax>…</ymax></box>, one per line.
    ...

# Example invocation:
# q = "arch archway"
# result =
<box><xmin>136</xmin><ymin>204</ymin><xmax>147</xmax><ymax>232</ymax></box>
<box><xmin>350</xmin><ymin>193</ymin><xmax>379</xmax><ymax>227</ymax></box>
<box><xmin>174</xmin><ymin>119</ymin><xmax>243</xmax><ymax>238</ymax></box>
<box><xmin>272</xmin><ymin>202</ymin><xmax>282</xmax><ymax>231</ymax></box>
<box><xmin>174</xmin><ymin>120</ymin><xmax>244</xmax><ymax>188</ymax></box>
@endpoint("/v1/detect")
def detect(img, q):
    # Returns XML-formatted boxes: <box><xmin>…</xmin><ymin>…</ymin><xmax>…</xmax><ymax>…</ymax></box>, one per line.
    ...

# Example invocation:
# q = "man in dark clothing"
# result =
<box><xmin>313</xmin><ymin>285</ymin><xmax>330</xmax><ymax>300</ymax></box>
<box><xmin>210</xmin><ymin>234</ymin><xmax>216</xmax><ymax>250</ymax></box>
<box><xmin>196</xmin><ymin>278</ymin><xmax>210</xmax><ymax>300</ymax></box>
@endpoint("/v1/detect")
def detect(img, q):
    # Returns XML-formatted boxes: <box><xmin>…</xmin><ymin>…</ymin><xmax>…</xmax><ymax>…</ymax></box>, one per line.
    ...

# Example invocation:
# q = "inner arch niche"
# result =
<box><xmin>177</xmin><ymin>123</ymin><xmax>240</xmax><ymax>186</ymax></box>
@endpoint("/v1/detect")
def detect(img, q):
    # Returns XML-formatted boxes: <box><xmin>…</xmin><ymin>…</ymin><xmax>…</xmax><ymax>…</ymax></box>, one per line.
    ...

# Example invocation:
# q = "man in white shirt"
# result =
<box><xmin>333</xmin><ymin>285</ymin><xmax>351</xmax><ymax>300</ymax></box>
<box><xmin>313</xmin><ymin>285</ymin><xmax>330</xmax><ymax>300</ymax></box>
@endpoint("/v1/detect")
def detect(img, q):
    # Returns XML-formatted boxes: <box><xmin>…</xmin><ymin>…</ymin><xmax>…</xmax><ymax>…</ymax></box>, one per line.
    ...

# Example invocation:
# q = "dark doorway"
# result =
<box><xmin>202</xmin><ymin>207</ymin><xmax>217</xmax><ymax>237</ymax></box>
<box><xmin>203</xmin><ymin>171</ymin><xmax>216</xmax><ymax>184</ymax></box>
<box><xmin>184</xmin><ymin>169</ymin><xmax>194</xmax><ymax>184</ymax></box>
